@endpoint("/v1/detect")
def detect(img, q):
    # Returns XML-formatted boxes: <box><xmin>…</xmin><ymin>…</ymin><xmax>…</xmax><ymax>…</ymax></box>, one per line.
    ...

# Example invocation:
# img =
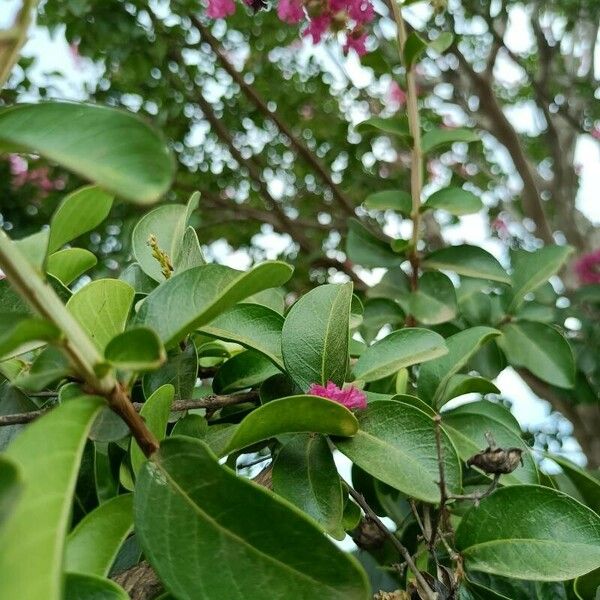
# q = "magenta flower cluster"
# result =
<box><xmin>573</xmin><ymin>249</ymin><xmax>600</xmax><ymax>285</ymax></box>
<box><xmin>206</xmin><ymin>0</ymin><xmax>375</xmax><ymax>56</ymax></box>
<box><xmin>8</xmin><ymin>155</ymin><xmax>64</xmax><ymax>198</ymax></box>
<box><xmin>308</xmin><ymin>381</ymin><xmax>367</xmax><ymax>410</ymax></box>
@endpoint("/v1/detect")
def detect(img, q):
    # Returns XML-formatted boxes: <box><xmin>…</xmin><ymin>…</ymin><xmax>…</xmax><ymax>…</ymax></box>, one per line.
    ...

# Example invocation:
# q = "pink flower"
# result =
<box><xmin>347</xmin><ymin>0</ymin><xmax>374</xmax><ymax>24</ymax></box>
<box><xmin>590</xmin><ymin>126</ymin><xmax>600</xmax><ymax>140</ymax></box>
<box><xmin>387</xmin><ymin>81</ymin><xmax>406</xmax><ymax>109</ymax></box>
<box><xmin>304</xmin><ymin>14</ymin><xmax>331</xmax><ymax>43</ymax></box>
<box><xmin>573</xmin><ymin>249</ymin><xmax>600</xmax><ymax>284</ymax></box>
<box><xmin>343</xmin><ymin>30</ymin><xmax>368</xmax><ymax>56</ymax></box>
<box><xmin>308</xmin><ymin>381</ymin><xmax>367</xmax><ymax>410</ymax></box>
<box><xmin>277</xmin><ymin>0</ymin><xmax>304</xmax><ymax>23</ymax></box>
<box><xmin>206</xmin><ymin>0</ymin><xmax>236</xmax><ymax>18</ymax></box>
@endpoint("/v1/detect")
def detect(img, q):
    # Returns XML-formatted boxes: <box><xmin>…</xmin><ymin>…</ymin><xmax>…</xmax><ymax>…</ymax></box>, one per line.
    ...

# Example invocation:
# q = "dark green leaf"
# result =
<box><xmin>422</xmin><ymin>245</ymin><xmax>509</xmax><ymax>283</ymax></box>
<box><xmin>421</xmin><ymin>187</ymin><xmax>482</xmax><ymax>216</ymax></box>
<box><xmin>143</xmin><ymin>343</ymin><xmax>197</xmax><ymax>401</ymax></box>
<box><xmin>442</xmin><ymin>375</ymin><xmax>500</xmax><ymax>403</ymax></box>
<box><xmin>403</xmin><ymin>32</ymin><xmax>428</xmax><ymax>67</ymax></box>
<box><xmin>345</xmin><ymin>219</ymin><xmax>399</xmax><ymax>268</ymax></box>
<box><xmin>422</xmin><ymin>128</ymin><xmax>479</xmax><ymax>153</ymax></box>
<box><xmin>64</xmin><ymin>573</ymin><xmax>128</xmax><ymax>600</ymax></box>
<box><xmin>0</xmin><ymin>455</ymin><xmax>23</xmax><ymax>530</ymax></box>
<box><xmin>213</xmin><ymin>351</ymin><xmax>280</xmax><ymax>394</ymax></box>
<box><xmin>0</xmin><ymin>315</ymin><xmax>60</xmax><ymax>360</ymax></box>
<box><xmin>363</xmin><ymin>190</ymin><xmax>412</xmax><ymax>215</ymax></box>
<box><xmin>409</xmin><ymin>272</ymin><xmax>457</xmax><ymax>325</ymax></box>
<box><xmin>549</xmin><ymin>454</ymin><xmax>600</xmax><ymax>514</ymax></box>
<box><xmin>104</xmin><ymin>327</ymin><xmax>166</xmax><ymax>371</ymax></box>
<box><xmin>356</xmin><ymin>116</ymin><xmax>410</xmax><ymax>141</ymax></box>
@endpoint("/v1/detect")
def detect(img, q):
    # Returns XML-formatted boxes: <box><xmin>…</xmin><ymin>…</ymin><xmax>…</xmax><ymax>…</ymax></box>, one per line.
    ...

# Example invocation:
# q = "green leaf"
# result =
<box><xmin>429</xmin><ymin>32</ymin><xmax>454</xmax><ymax>53</ymax></box>
<box><xmin>447</xmin><ymin>400</ymin><xmax>521</xmax><ymax>435</ymax></box>
<box><xmin>0</xmin><ymin>455</ymin><xmax>23</xmax><ymax>530</ymax></box>
<box><xmin>64</xmin><ymin>573</ymin><xmax>128</xmax><ymax>600</ymax></box>
<box><xmin>359</xmin><ymin>298</ymin><xmax>404</xmax><ymax>344</ymax></box>
<box><xmin>575</xmin><ymin>566</ymin><xmax>600</xmax><ymax>600</ymax></box>
<box><xmin>14</xmin><ymin>346</ymin><xmax>71</xmax><ymax>391</ymax></box>
<box><xmin>14</xmin><ymin>230</ymin><xmax>49</xmax><ymax>268</ymax></box>
<box><xmin>213</xmin><ymin>351</ymin><xmax>280</xmax><ymax>394</ymax></box>
<box><xmin>47</xmin><ymin>186</ymin><xmax>113</xmax><ymax>255</ymax></box>
<box><xmin>498</xmin><ymin>321</ymin><xmax>575</xmax><ymax>388</ymax></box>
<box><xmin>403</xmin><ymin>32</ymin><xmax>428</xmax><ymax>67</ymax></box>
<box><xmin>143</xmin><ymin>343</ymin><xmax>198</xmax><ymax>401</ymax></box>
<box><xmin>363</xmin><ymin>190</ymin><xmax>412</xmax><ymax>215</ymax></box>
<box><xmin>0</xmin><ymin>396</ymin><xmax>104</xmax><ymax>600</ymax></box>
<box><xmin>136</xmin><ymin>262</ymin><xmax>293</xmax><ymax>348</ymax></box>
<box><xmin>282</xmin><ymin>283</ymin><xmax>352</xmax><ymax>390</ymax></box>
<box><xmin>442</xmin><ymin>376</ymin><xmax>500</xmax><ymax>403</ymax></box>
<box><xmin>47</xmin><ymin>248</ymin><xmax>97</xmax><ymax>286</ymax></box>
<box><xmin>272</xmin><ymin>434</ymin><xmax>344</xmax><ymax>539</ymax></box>
<box><xmin>422</xmin><ymin>245</ymin><xmax>510</xmax><ymax>283</ymax></box>
<box><xmin>421</xmin><ymin>187</ymin><xmax>483</xmax><ymax>216</ymax></box>
<box><xmin>199</xmin><ymin>303</ymin><xmax>284</xmax><ymax>369</ymax></box>
<box><xmin>549</xmin><ymin>454</ymin><xmax>600</xmax><ymax>514</ymax></box>
<box><xmin>0</xmin><ymin>103</ymin><xmax>174</xmax><ymax>204</ymax></box>
<box><xmin>223</xmin><ymin>395</ymin><xmax>359</xmax><ymax>456</ymax></box>
<box><xmin>335</xmin><ymin>401</ymin><xmax>461</xmax><ymax>503</ymax></box>
<box><xmin>508</xmin><ymin>245</ymin><xmax>574</xmax><ymax>312</ymax></box>
<box><xmin>455</xmin><ymin>485</ymin><xmax>600</xmax><ymax>581</ymax></box>
<box><xmin>119</xmin><ymin>263</ymin><xmax>157</xmax><ymax>296</ymax></box>
<box><xmin>0</xmin><ymin>315</ymin><xmax>60</xmax><ymax>360</ymax></box>
<box><xmin>65</xmin><ymin>494</ymin><xmax>133</xmax><ymax>576</ymax></box>
<box><xmin>67</xmin><ymin>279</ymin><xmax>135</xmax><ymax>352</ymax></box>
<box><xmin>134</xmin><ymin>437</ymin><xmax>370</xmax><ymax>600</ymax></box>
<box><xmin>104</xmin><ymin>327</ymin><xmax>166</xmax><ymax>371</ymax></box>
<box><xmin>409</xmin><ymin>272</ymin><xmax>457</xmax><ymax>325</ymax></box>
<box><xmin>356</xmin><ymin>115</ymin><xmax>410</xmax><ymax>141</ymax></box>
<box><xmin>352</xmin><ymin>328</ymin><xmax>447</xmax><ymax>382</ymax></box>
<box><xmin>130</xmin><ymin>384</ymin><xmax>174</xmax><ymax>475</ymax></box>
<box><xmin>367</xmin><ymin>267</ymin><xmax>410</xmax><ymax>300</ymax></box>
<box><xmin>345</xmin><ymin>219</ymin><xmax>399</xmax><ymax>268</ymax></box>
<box><xmin>421</xmin><ymin>128</ymin><xmax>480</xmax><ymax>154</ymax></box>
<box><xmin>418</xmin><ymin>326</ymin><xmax>501</xmax><ymax>406</ymax></box>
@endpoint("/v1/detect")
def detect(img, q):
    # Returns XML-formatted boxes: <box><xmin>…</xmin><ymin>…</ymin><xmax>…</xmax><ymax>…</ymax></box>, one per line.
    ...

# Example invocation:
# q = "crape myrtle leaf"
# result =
<box><xmin>119</xmin><ymin>263</ymin><xmax>157</xmax><ymax>296</ymax></box>
<box><xmin>359</xmin><ymin>298</ymin><xmax>404</xmax><ymax>344</ymax></box>
<box><xmin>65</xmin><ymin>494</ymin><xmax>133</xmax><ymax>577</ymax></box>
<box><xmin>366</xmin><ymin>267</ymin><xmax>410</xmax><ymax>301</ymax></box>
<box><xmin>282</xmin><ymin>283</ymin><xmax>352</xmax><ymax>390</ymax></box>
<box><xmin>199</xmin><ymin>303</ymin><xmax>284</xmax><ymax>369</ymax></box>
<box><xmin>136</xmin><ymin>262</ymin><xmax>293</xmax><ymax>348</ymax></box>
<box><xmin>0</xmin><ymin>397</ymin><xmax>104</xmax><ymax>600</ymax></box>
<box><xmin>47</xmin><ymin>186</ymin><xmax>113</xmax><ymax>255</ymax></box>
<box><xmin>0</xmin><ymin>455</ymin><xmax>23</xmax><ymax>530</ymax></box>
<box><xmin>352</xmin><ymin>328</ymin><xmax>447</xmax><ymax>382</ymax></box>
<box><xmin>47</xmin><ymin>248</ymin><xmax>97</xmax><ymax>286</ymax></box>
<box><xmin>403</xmin><ymin>31</ymin><xmax>428</xmax><ymax>67</ymax></box>
<box><xmin>356</xmin><ymin>115</ymin><xmax>411</xmax><ymax>141</ymax></box>
<box><xmin>171</xmin><ymin>413</ymin><xmax>208</xmax><ymax>439</ymax></box>
<box><xmin>212</xmin><ymin>351</ymin><xmax>280</xmax><ymax>394</ymax></box>
<box><xmin>421</xmin><ymin>187</ymin><xmax>482</xmax><ymax>216</ymax></box>
<box><xmin>14</xmin><ymin>345</ymin><xmax>71</xmax><ymax>392</ymax></box>
<box><xmin>445</xmin><ymin>400</ymin><xmax>521</xmax><ymax>435</ymax></box>
<box><xmin>14</xmin><ymin>230</ymin><xmax>49</xmax><ymax>268</ymax></box>
<box><xmin>67</xmin><ymin>279</ymin><xmax>135</xmax><ymax>352</ymax></box>
<box><xmin>174</xmin><ymin>226</ymin><xmax>205</xmax><ymax>274</ymax></box>
<box><xmin>272</xmin><ymin>434</ymin><xmax>345</xmax><ymax>539</ymax></box>
<box><xmin>335</xmin><ymin>401</ymin><xmax>461</xmax><ymax>503</ymax></box>
<box><xmin>548</xmin><ymin>454</ymin><xmax>600</xmax><ymax>514</ymax></box>
<box><xmin>498</xmin><ymin>321</ymin><xmax>575</xmax><ymax>389</ymax></box>
<box><xmin>422</xmin><ymin>245</ymin><xmax>510</xmax><ymax>284</ymax></box>
<box><xmin>421</xmin><ymin>128</ymin><xmax>480</xmax><ymax>153</ymax></box>
<box><xmin>574</xmin><ymin>566</ymin><xmax>600</xmax><ymax>600</ymax></box>
<box><xmin>246</xmin><ymin>288</ymin><xmax>286</xmax><ymax>315</ymax></box>
<box><xmin>134</xmin><ymin>437</ymin><xmax>370</xmax><ymax>600</ymax></box>
<box><xmin>0</xmin><ymin>102</ymin><xmax>174</xmax><ymax>204</ymax></box>
<box><xmin>104</xmin><ymin>327</ymin><xmax>166</xmax><ymax>372</ymax></box>
<box><xmin>143</xmin><ymin>343</ymin><xmax>197</xmax><ymax>401</ymax></box>
<box><xmin>455</xmin><ymin>485</ymin><xmax>600</xmax><ymax>581</ymax></box>
<box><xmin>465</xmin><ymin>573</ymin><xmax>568</xmax><ymax>600</ymax></box>
<box><xmin>363</xmin><ymin>189</ymin><xmax>412</xmax><ymax>215</ymax></box>
<box><xmin>63</xmin><ymin>573</ymin><xmax>128</xmax><ymax>600</ymax></box>
<box><xmin>345</xmin><ymin>219</ymin><xmax>399</xmax><ymax>268</ymax></box>
<box><xmin>409</xmin><ymin>272</ymin><xmax>457</xmax><ymax>325</ymax></box>
<box><xmin>429</xmin><ymin>31</ymin><xmax>454</xmax><ymax>53</ymax></box>
<box><xmin>0</xmin><ymin>379</ymin><xmax>37</xmax><ymax>451</ymax></box>
<box><xmin>0</xmin><ymin>314</ymin><xmax>60</xmax><ymax>360</ymax></box>
<box><xmin>418</xmin><ymin>326</ymin><xmax>501</xmax><ymax>407</ymax></box>
<box><xmin>223</xmin><ymin>395</ymin><xmax>359</xmax><ymax>456</ymax></box>
<box><xmin>130</xmin><ymin>384</ymin><xmax>174</xmax><ymax>475</ymax></box>
<box><xmin>442</xmin><ymin>375</ymin><xmax>500</xmax><ymax>403</ymax></box>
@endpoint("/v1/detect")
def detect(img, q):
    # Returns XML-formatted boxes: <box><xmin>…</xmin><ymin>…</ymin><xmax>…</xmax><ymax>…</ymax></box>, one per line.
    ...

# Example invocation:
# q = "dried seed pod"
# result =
<box><xmin>351</xmin><ymin>517</ymin><xmax>387</xmax><ymax>550</ymax></box>
<box><xmin>467</xmin><ymin>445</ymin><xmax>524</xmax><ymax>475</ymax></box>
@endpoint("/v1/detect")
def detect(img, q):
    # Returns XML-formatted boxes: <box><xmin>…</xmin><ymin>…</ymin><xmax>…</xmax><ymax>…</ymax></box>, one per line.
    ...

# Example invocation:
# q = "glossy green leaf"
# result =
<box><xmin>508</xmin><ymin>245</ymin><xmax>574</xmax><ymax>312</ymax></box>
<box><xmin>345</xmin><ymin>219</ymin><xmax>399</xmax><ymax>268</ymax></box>
<box><xmin>143</xmin><ymin>343</ymin><xmax>197</xmax><ymax>401</ymax></box>
<box><xmin>356</xmin><ymin>115</ymin><xmax>410</xmax><ymax>140</ymax></box>
<box><xmin>136</xmin><ymin>262</ymin><xmax>293</xmax><ymax>347</ymax></box>
<box><xmin>104</xmin><ymin>327</ymin><xmax>165</xmax><ymax>371</ymax></box>
<box><xmin>422</xmin><ymin>187</ymin><xmax>482</xmax><ymax>215</ymax></box>
<box><xmin>130</xmin><ymin>384</ymin><xmax>174</xmax><ymax>475</ymax></box>
<box><xmin>442</xmin><ymin>376</ymin><xmax>500</xmax><ymax>403</ymax></box>
<box><xmin>0</xmin><ymin>103</ymin><xmax>173</xmax><ymax>204</ymax></box>
<box><xmin>135</xmin><ymin>437</ymin><xmax>370</xmax><ymax>600</ymax></box>
<box><xmin>499</xmin><ymin>321</ymin><xmax>575</xmax><ymax>388</ymax></box>
<box><xmin>455</xmin><ymin>485</ymin><xmax>600</xmax><ymax>580</ymax></box>
<box><xmin>422</xmin><ymin>245</ymin><xmax>510</xmax><ymax>283</ymax></box>
<box><xmin>549</xmin><ymin>454</ymin><xmax>600</xmax><ymax>514</ymax></box>
<box><xmin>223</xmin><ymin>395</ymin><xmax>359</xmax><ymax>456</ymax></box>
<box><xmin>0</xmin><ymin>455</ymin><xmax>23</xmax><ymax>530</ymax></box>
<box><xmin>213</xmin><ymin>351</ymin><xmax>280</xmax><ymax>394</ymax></box>
<box><xmin>47</xmin><ymin>186</ymin><xmax>113</xmax><ymax>255</ymax></box>
<box><xmin>174</xmin><ymin>226</ymin><xmax>205</xmax><ymax>273</ymax></box>
<box><xmin>367</xmin><ymin>267</ymin><xmax>410</xmax><ymax>300</ymax></box>
<box><xmin>359</xmin><ymin>298</ymin><xmax>404</xmax><ymax>344</ymax></box>
<box><xmin>47</xmin><ymin>248</ymin><xmax>97</xmax><ymax>286</ymax></box>
<box><xmin>363</xmin><ymin>189</ymin><xmax>412</xmax><ymax>215</ymax></box>
<box><xmin>0</xmin><ymin>314</ymin><xmax>60</xmax><ymax>359</ymax></box>
<box><xmin>67</xmin><ymin>279</ymin><xmax>135</xmax><ymax>352</ymax></box>
<box><xmin>352</xmin><ymin>328</ymin><xmax>447</xmax><ymax>382</ymax></box>
<box><xmin>422</xmin><ymin>128</ymin><xmax>480</xmax><ymax>153</ymax></box>
<box><xmin>418</xmin><ymin>326</ymin><xmax>501</xmax><ymax>406</ymax></box>
<box><xmin>335</xmin><ymin>401</ymin><xmax>461</xmax><ymax>503</ymax></box>
<box><xmin>403</xmin><ymin>32</ymin><xmax>428</xmax><ymax>67</ymax></box>
<box><xmin>65</xmin><ymin>494</ymin><xmax>133</xmax><ymax>576</ymax></box>
<box><xmin>0</xmin><ymin>397</ymin><xmax>104</xmax><ymax>600</ymax></box>
<box><xmin>446</xmin><ymin>400</ymin><xmax>521</xmax><ymax>435</ymax></box>
<box><xmin>466</xmin><ymin>573</ymin><xmax>568</xmax><ymax>600</ymax></box>
<box><xmin>119</xmin><ymin>263</ymin><xmax>157</xmax><ymax>296</ymax></box>
<box><xmin>272</xmin><ymin>434</ymin><xmax>344</xmax><ymax>538</ymax></box>
<box><xmin>409</xmin><ymin>271</ymin><xmax>457</xmax><ymax>325</ymax></box>
<box><xmin>64</xmin><ymin>573</ymin><xmax>128</xmax><ymax>600</ymax></box>
<box><xmin>575</xmin><ymin>566</ymin><xmax>600</xmax><ymax>600</ymax></box>
<box><xmin>282</xmin><ymin>283</ymin><xmax>352</xmax><ymax>390</ymax></box>
<box><xmin>200</xmin><ymin>303</ymin><xmax>284</xmax><ymax>369</ymax></box>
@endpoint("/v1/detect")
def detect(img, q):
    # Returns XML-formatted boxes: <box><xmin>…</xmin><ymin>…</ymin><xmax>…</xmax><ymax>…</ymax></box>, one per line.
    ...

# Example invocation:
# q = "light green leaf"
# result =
<box><xmin>65</xmin><ymin>494</ymin><xmax>133</xmax><ymax>577</ymax></box>
<box><xmin>353</xmin><ymin>328</ymin><xmax>447</xmax><ymax>382</ymax></box>
<box><xmin>213</xmin><ymin>351</ymin><xmax>280</xmax><ymax>394</ymax></box>
<box><xmin>421</xmin><ymin>128</ymin><xmax>480</xmax><ymax>154</ymax></box>
<box><xmin>549</xmin><ymin>454</ymin><xmax>600</xmax><ymax>514</ymax></box>
<box><xmin>134</xmin><ymin>437</ymin><xmax>370</xmax><ymax>600</ymax></box>
<box><xmin>47</xmin><ymin>248</ymin><xmax>97</xmax><ymax>286</ymax></box>
<box><xmin>0</xmin><ymin>455</ymin><xmax>23</xmax><ymax>530</ymax></box>
<box><xmin>364</xmin><ymin>190</ymin><xmax>412</xmax><ymax>215</ymax></box>
<box><xmin>421</xmin><ymin>187</ymin><xmax>482</xmax><ymax>216</ymax></box>
<box><xmin>174</xmin><ymin>226</ymin><xmax>205</xmax><ymax>273</ymax></box>
<box><xmin>0</xmin><ymin>314</ymin><xmax>60</xmax><ymax>360</ymax></box>
<box><xmin>498</xmin><ymin>321</ymin><xmax>575</xmax><ymax>388</ymax></box>
<box><xmin>67</xmin><ymin>279</ymin><xmax>135</xmax><ymax>352</ymax></box>
<box><xmin>143</xmin><ymin>344</ymin><xmax>197</xmax><ymax>401</ymax></box>
<box><xmin>422</xmin><ymin>245</ymin><xmax>510</xmax><ymax>283</ymax></box>
<box><xmin>335</xmin><ymin>401</ymin><xmax>461</xmax><ymax>503</ymax></box>
<box><xmin>14</xmin><ymin>346</ymin><xmax>71</xmax><ymax>391</ymax></box>
<box><xmin>14</xmin><ymin>230</ymin><xmax>49</xmax><ymax>268</ymax></box>
<box><xmin>418</xmin><ymin>326</ymin><xmax>501</xmax><ymax>406</ymax></box>
<box><xmin>356</xmin><ymin>116</ymin><xmax>411</xmax><ymax>141</ymax></box>
<box><xmin>0</xmin><ymin>103</ymin><xmax>174</xmax><ymax>204</ymax></box>
<box><xmin>272</xmin><ymin>434</ymin><xmax>344</xmax><ymax>539</ymax></box>
<box><xmin>104</xmin><ymin>327</ymin><xmax>166</xmax><ymax>372</ymax></box>
<box><xmin>367</xmin><ymin>267</ymin><xmax>410</xmax><ymax>300</ymax></box>
<box><xmin>345</xmin><ymin>219</ymin><xmax>399</xmax><ymax>268</ymax></box>
<box><xmin>508</xmin><ymin>245</ymin><xmax>574</xmax><ymax>312</ymax></box>
<box><xmin>409</xmin><ymin>271</ymin><xmax>457</xmax><ymax>325</ymax></box>
<box><xmin>47</xmin><ymin>186</ymin><xmax>113</xmax><ymax>255</ymax></box>
<box><xmin>136</xmin><ymin>262</ymin><xmax>293</xmax><ymax>348</ymax></box>
<box><xmin>64</xmin><ymin>573</ymin><xmax>128</xmax><ymax>600</ymax></box>
<box><xmin>119</xmin><ymin>263</ymin><xmax>157</xmax><ymax>296</ymax></box>
<box><xmin>199</xmin><ymin>303</ymin><xmax>284</xmax><ymax>369</ymax></box>
<box><xmin>455</xmin><ymin>485</ymin><xmax>600</xmax><ymax>581</ymax></box>
<box><xmin>130</xmin><ymin>384</ymin><xmax>174</xmax><ymax>475</ymax></box>
<box><xmin>429</xmin><ymin>32</ymin><xmax>454</xmax><ymax>53</ymax></box>
<box><xmin>403</xmin><ymin>32</ymin><xmax>428</xmax><ymax>67</ymax></box>
<box><xmin>282</xmin><ymin>283</ymin><xmax>352</xmax><ymax>390</ymax></box>
<box><xmin>223</xmin><ymin>395</ymin><xmax>359</xmax><ymax>456</ymax></box>
<box><xmin>442</xmin><ymin>376</ymin><xmax>500</xmax><ymax>403</ymax></box>
<box><xmin>0</xmin><ymin>397</ymin><xmax>104</xmax><ymax>600</ymax></box>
